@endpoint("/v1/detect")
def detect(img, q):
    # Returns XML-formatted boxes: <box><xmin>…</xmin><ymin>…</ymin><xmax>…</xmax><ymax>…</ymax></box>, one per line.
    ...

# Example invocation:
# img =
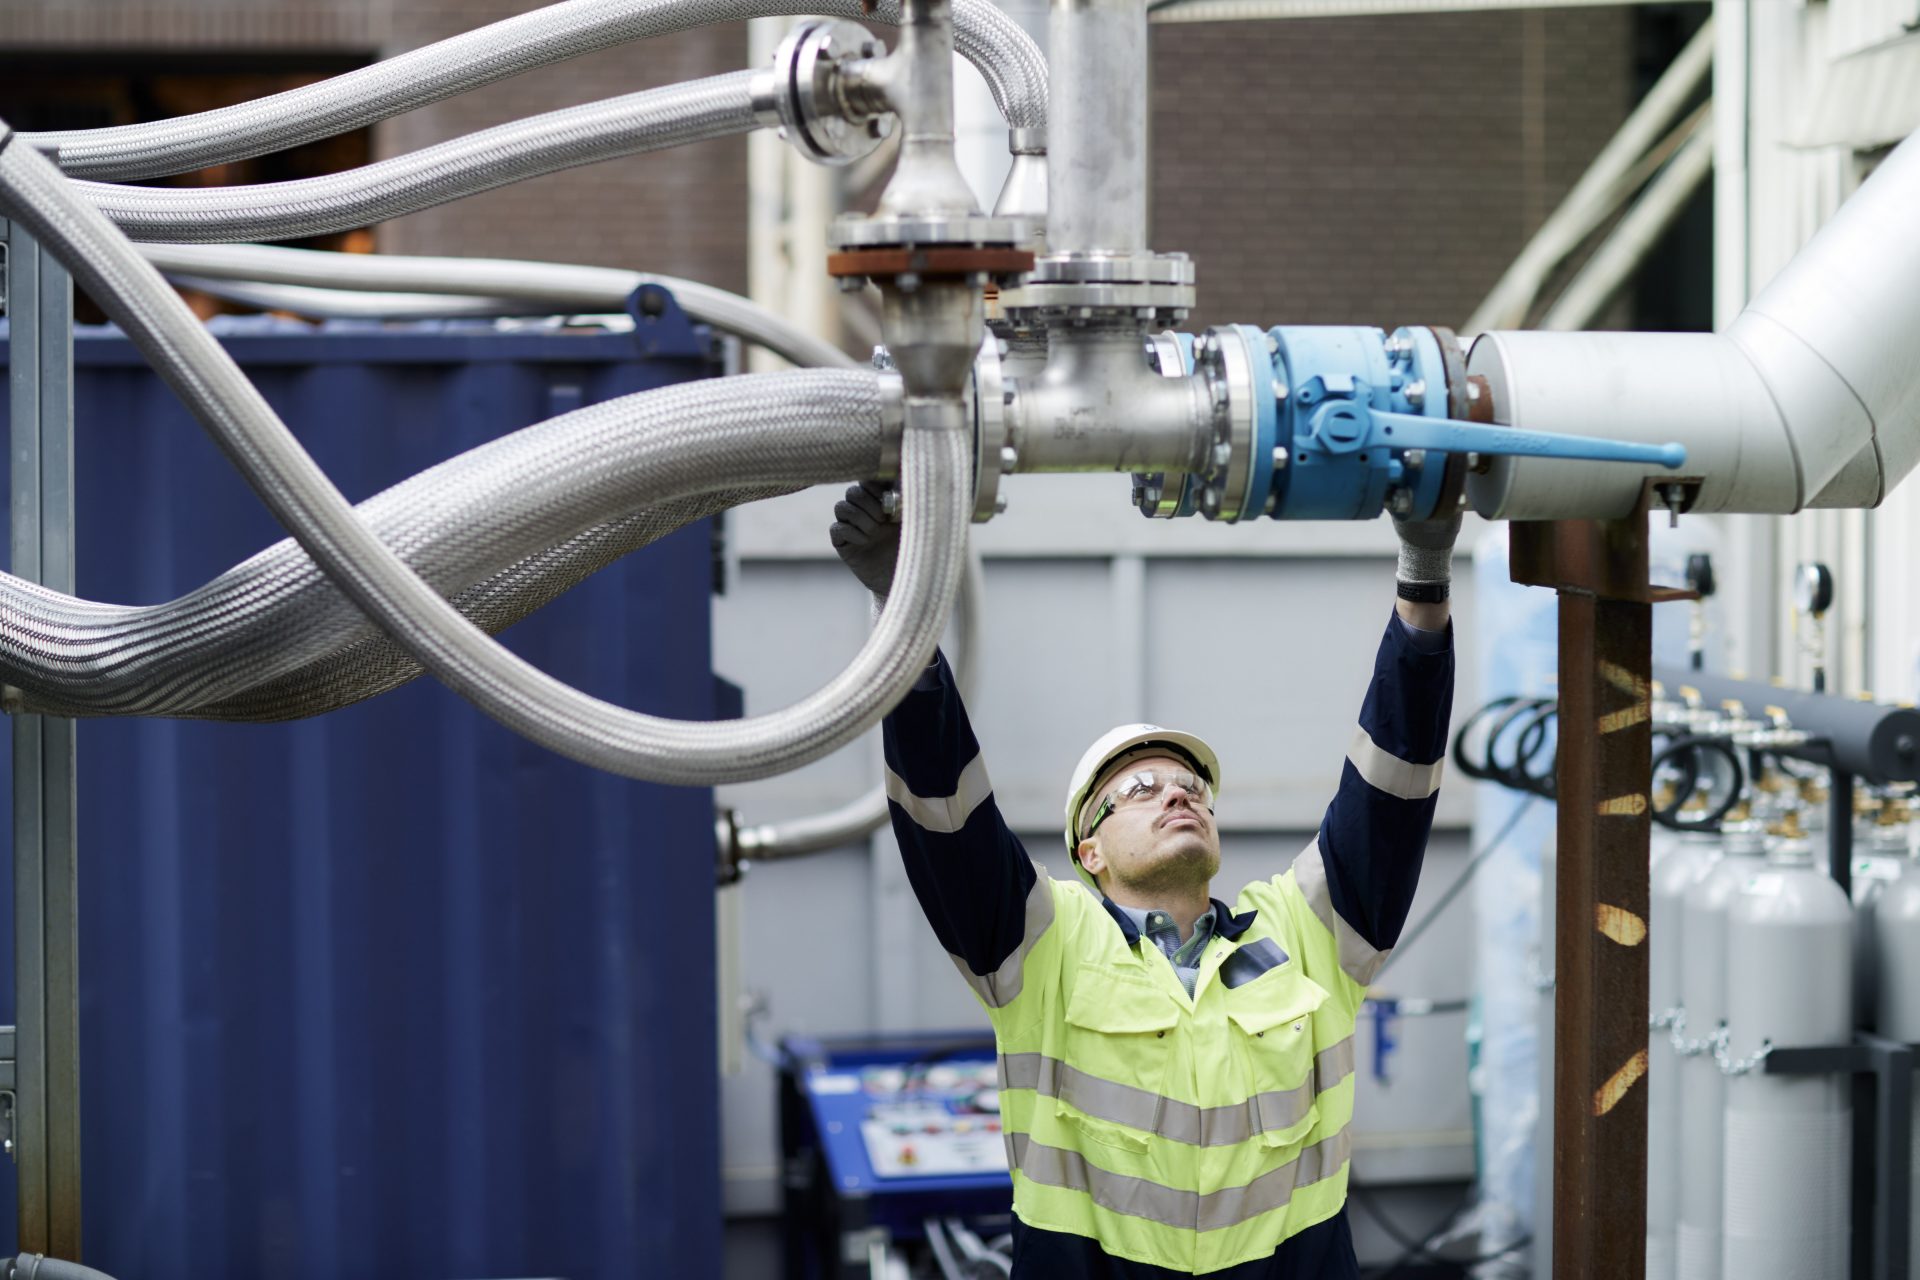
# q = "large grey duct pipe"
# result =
<box><xmin>1467</xmin><ymin>128</ymin><xmax>1920</xmax><ymax>519</ymax></box>
<box><xmin>0</xmin><ymin>120</ymin><xmax>972</xmax><ymax>787</ymax></box>
<box><xmin>20</xmin><ymin>0</ymin><xmax>1046</xmax><ymax>181</ymax></box>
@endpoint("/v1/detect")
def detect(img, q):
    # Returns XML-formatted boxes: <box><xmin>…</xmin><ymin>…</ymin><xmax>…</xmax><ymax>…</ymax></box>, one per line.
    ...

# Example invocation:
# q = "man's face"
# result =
<box><xmin>1076</xmin><ymin>753</ymin><xmax>1221</xmax><ymax>899</ymax></box>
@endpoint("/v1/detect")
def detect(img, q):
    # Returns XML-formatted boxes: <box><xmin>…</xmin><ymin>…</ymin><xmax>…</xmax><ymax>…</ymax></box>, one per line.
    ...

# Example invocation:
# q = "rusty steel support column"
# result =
<box><xmin>1512</xmin><ymin>495</ymin><xmax>1692</xmax><ymax>1280</ymax></box>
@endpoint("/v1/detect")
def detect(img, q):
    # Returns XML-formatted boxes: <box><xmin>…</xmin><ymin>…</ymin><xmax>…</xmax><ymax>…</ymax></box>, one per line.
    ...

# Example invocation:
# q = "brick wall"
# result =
<box><xmin>374</xmin><ymin>6</ymin><xmax>751</xmax><ymax>295</ymax></box>
<box><xmin>1150</xmin><ymin>7</ymin><xmax>1631</xmax><ymax>332</ymax></box>
<box><xmin>0</xmin><ymin>1</ymin><xmax>1631</xmax><ymax>318</ymax></box>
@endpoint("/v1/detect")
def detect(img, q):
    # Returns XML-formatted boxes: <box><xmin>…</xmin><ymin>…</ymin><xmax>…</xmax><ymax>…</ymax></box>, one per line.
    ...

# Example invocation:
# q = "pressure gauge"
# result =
<box><xmin>1794</xmin><ymin>562</ymin><xmax>1834</xmax><ymax>618</ymax></box>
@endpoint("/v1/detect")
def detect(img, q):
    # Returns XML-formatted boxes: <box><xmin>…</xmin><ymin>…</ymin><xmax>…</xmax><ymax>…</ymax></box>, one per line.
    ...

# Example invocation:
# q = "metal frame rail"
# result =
<box><xmin>1</xmin><ymin>217</ymin><xmax>86</xmax><ymax>1259</ymax></box>
<box><xmin>1765</xmin><ymin>1034</ymin><xmax>1915</xmax><ymax>1280</ymax></box>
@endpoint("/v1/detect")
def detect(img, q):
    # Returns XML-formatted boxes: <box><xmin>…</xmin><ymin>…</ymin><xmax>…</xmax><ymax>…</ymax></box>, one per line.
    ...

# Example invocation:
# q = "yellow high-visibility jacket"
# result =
<box><xmin>881</xmin><ymin>612</ymin><xmax>1454</xmax><ymax>1275</ymax></box>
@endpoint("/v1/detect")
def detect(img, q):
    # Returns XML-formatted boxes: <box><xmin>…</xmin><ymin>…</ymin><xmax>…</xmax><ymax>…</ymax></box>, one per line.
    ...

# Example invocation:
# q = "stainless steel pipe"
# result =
<box><xmin>1006</xmin><ymin>327</ymin><xmax>1211</xmax><ymax>472</ymax></box>
<box><xmin>1047</xmin><ymin>0</ymin><xmax>1150</xmax><ymax>256</ymax></box>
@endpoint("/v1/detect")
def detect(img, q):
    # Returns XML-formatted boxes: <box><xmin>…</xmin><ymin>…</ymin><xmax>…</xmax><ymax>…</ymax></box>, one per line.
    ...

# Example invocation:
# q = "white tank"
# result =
<box><xmin>1649</xmin><ymin>824</ymin><xmax>1723</xmax><ymax>1280</ymax></box>
<box><xmin>1721</xmin><ymin>831</ymin><xmax>1854</xmax><ymax>1280</ymax></box>
<box><xmin>1670</xmin><ymin>816</ymin><xmax>1763</xmax><ymax>1280</ymax></box>
<box><xmin>1853</xmin><ymin>797</ymin><xmax>1908</xmax><ymax>1030</ymax></box>
<box><xmin>1868</xmin><ymin>801</ymin><xmax>1919</xmax><ymax>1279</ymax></box>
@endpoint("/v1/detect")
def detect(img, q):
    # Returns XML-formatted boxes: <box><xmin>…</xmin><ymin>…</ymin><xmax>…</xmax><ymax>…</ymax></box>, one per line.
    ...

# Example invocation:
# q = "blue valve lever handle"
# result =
<box><xmin>1362</xmin><ymin>409</ymin><xmax>1688</xmax><ymax>470</ymax></box>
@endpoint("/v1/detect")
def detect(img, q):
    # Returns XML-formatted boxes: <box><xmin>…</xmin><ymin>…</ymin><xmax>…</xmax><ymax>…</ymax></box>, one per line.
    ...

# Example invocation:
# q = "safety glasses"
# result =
<box><xmin>1082</xmin><ymin>769</ymin><xmax>1214</xmax><ymax>840</ymax></box>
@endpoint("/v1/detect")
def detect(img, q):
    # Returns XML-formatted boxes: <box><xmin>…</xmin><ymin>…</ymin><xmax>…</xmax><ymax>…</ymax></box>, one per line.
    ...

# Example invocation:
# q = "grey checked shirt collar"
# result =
<box><xmin>1115</xmin><ymin>903</ymin><xmax>1217</xmax><ymax>998</ymax></box>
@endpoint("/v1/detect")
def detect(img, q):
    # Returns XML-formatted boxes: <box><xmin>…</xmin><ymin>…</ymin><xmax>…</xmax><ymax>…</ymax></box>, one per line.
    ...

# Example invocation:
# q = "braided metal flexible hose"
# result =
<box><xmin>192</xmin><ymin>487</ymin><xmax>794</xmax><ymax>722</ymax></box>
<box><xmin>0</xmin><ymin>125</ymin><xmax>972</xmax><ymax>786</ymax></box>
<box><xmin>141</xmin><ymin>243</ymin><xmax>857</xmax><ymax>370</ymax></box>
<box><xmin>21</xmin><ymin>0</ymin><xmax>1046</xmax><ymax>181</ymax></box>
<box><xmin>81</xmin><ymin>74</ymin><xmax>758</xmax><ymax>244</ymax></box>
<box><xmin>1</xmin><ymin>372</ymin><xmax>884</xmax><ymax>719</ymax></box>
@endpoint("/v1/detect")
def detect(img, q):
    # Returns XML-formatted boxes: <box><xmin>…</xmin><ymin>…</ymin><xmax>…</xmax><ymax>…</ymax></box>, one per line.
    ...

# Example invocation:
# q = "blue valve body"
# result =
<box><xmin>1268</xmin><ymin>325</ymin><xmax>1453</xmax><ymax>520</ymax></box>
<box><xmin>1138</xmin><ymin>324</ymin><xmax>1684</xmax><ymax>522</ymax></box>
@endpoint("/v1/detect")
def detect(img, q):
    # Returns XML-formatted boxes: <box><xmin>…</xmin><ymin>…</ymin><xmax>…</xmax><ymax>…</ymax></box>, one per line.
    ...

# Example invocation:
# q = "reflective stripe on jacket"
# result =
<box><xmin>882</xmin><ymin>610</ymin><xmax>1453</xmax><ymax>1276</ymax></box>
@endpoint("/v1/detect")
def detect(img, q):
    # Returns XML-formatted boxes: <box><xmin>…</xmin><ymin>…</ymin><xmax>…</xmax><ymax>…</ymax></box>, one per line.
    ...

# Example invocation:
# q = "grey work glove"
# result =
<box><xmin>1392</xmin><ymin>509</ymin><xmax>1463</xmax><ymax>587</ymax></box>
<box><xmin>829</xmin><ymin>480</ymin><xmax>900</xmax><ymax>597</ymax></box>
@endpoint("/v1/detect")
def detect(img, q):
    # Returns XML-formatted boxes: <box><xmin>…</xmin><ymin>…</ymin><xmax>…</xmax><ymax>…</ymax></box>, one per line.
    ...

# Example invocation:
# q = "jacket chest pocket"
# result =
<box><xmin>1057</xmin><ymin>972</ymin><xmax>1180</xmax><ymax>1153</ymax></box>
<box><xmin>1224</xmin><ymin>970</ymin><xmax>1329</xmax><ymax>1149</ymax></box>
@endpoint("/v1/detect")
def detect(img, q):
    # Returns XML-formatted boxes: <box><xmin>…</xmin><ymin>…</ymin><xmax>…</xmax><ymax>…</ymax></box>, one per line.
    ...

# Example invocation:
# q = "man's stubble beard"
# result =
<box><xmin>1111</xmin><ymin>838</ymin><xmax>1221</xmax><ymax>899</ymax></box>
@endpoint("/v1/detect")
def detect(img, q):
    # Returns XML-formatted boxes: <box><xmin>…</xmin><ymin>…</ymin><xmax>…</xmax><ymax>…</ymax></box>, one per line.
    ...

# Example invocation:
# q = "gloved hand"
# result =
<box><xmin>830</xmin><ymin>480</ymin><xmax>900</xmax><ymax>597</ymax></box>
<box><xmin>1392</xmin><ymin>508</ymin><xmax>1463</xmax><ymax>591</ymax></box>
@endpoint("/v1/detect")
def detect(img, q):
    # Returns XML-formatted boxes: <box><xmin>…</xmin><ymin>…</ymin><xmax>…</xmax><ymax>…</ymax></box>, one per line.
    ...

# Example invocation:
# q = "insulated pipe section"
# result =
<box><xmin>141</xmin><ymin>243</ymin><xmax>856</xmax><ymax>370</ymax></box>
<box><xmin>1738</xmin><ymin>128</ymin><xmax>1920</xmax><ymax>508</ymax></box>
<box><xmin>1468</xmin><ymin>128</ymin><xmax>1920</xmax><ymax>519</ymax></box>
<box><xmin>21</xmin><ymin>0</ymin><xmax>1045</xmax><ymax>181</ymax></box>
<box><xmin>0</xmin><ymin>122</ymin><xmax>971</xmax><ymax>787</ymax></box>
<box><xmin>0</xmin><ymin>373</ymin><xmax>884</xmax><ymax>718</ymax></box>
<box><xmin>81</xmin><ymin>74</ymin><xmax>757</xmax><ymax>244</ymax></box>
<box><xmin>1047</xmin><ymin>0</ymin><xmax>1149</xmax><ymax>255</ymax></box>
<box><xmin>1652</xmin><ymin>667</ymin><xmax>1920</xmax><ymax>786</ymax></box>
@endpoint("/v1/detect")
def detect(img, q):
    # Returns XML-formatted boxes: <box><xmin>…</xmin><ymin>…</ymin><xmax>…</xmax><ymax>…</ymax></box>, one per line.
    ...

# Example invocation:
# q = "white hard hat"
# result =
<box><xmin>1062</xmin><ymin>723</ymin><xmax>1222</xmax><ymax>857</ymax></box>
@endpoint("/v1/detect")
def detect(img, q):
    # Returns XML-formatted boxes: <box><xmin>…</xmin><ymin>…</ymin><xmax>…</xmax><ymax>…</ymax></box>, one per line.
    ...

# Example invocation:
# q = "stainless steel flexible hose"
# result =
<box><xmin>0</xmin><ymin>124</ymin><xmax>972</xmax><ymax>786</ymax></box>
<box><xmin>81</xmin><ymin>74</ymin><xmax>758</xmax><ymax>244</ymax></box>
<box><xmin>1</xmin><ymin>372</ymin><xmax>884</xmax><ymax>719</ymax></box>
<box><xmin>191</xmin><ymin>486</ymin><xmax>796</xmax><ymax>722</ymax></box>
<box><xmin>21</xmin><ymin>0</ymin><xmax>1046</xmax><ymax>181</ymax></box>
<box><xmin>731</xmin><ymin>538</ymin><xmax>984</xmax><ymax>860</ymax></box>
<box><xmin>143</xmin><ymin>243</ymin><xmax>857</xmax><ymax>369</ymax></box>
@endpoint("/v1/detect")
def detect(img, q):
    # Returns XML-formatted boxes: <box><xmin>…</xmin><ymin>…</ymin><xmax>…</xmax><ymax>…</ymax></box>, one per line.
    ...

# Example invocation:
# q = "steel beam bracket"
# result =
<box><xmin>1510</xmin><ymin>481</ymin><xmax>1695</xmax><ymax>1280</ymax></box>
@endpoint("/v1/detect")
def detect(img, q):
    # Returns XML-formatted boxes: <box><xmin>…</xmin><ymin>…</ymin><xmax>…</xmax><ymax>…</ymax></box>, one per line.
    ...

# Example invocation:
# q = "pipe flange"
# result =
<box><xmin>969</xmin><ymin>334</ymin><xmax>1013</xmax><ymax>521</ymax></box>
<box><xmin>829</xmin><ymin>213</ymin><xmax>1032</xmax><ymax>251</ymax></box>
<box><xmin>827</xmin><ymin>213</ymin><xmax>1035</xmax><ymax>287</ymax></box>
<box><xmin>1135</xmin><ymin>330</ymin><xmax>1199</xmax><ymax>518</ymax></box>
<box><xmin>750</xmin><ymin>20</ymin><xmax>895</xmax><ymax>166</ymax></box>
<box><xmin>1191</xmin><ymin>326</ymin><xmax>1260</xmax><ymax>522</ymax></box>
<box><xmin>999</xmin><ymin>252</ymin><xmax>1196</xmax><ymax>324</ymax></box>
<box><xmin>1026</xmin><ymin>254</ymin><xmax>1195</xmax><ymax>287</ymax></box>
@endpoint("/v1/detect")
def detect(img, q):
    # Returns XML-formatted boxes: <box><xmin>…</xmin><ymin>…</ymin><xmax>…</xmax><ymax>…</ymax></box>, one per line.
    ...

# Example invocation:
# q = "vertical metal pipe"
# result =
<box><xmin>877</xmin><ymin>0</ymin><xmax>978</xmax><ymax>220</ymax></box>
<box><xmin>5</xmin><ymin>221</ymin><xmax>83</xmax><ymax>1259</ymax></box>
<box><xmin>1047</xmin><ymin>0</ymin><xmax>1149</xmax><ymax>255</ymax></box>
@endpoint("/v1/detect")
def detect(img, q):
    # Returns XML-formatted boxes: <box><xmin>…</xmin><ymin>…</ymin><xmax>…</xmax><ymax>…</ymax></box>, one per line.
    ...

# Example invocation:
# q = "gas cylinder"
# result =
<box><xmin>1854</xmin><ymin>792</ymin><xmax>1907</xmax><ymax>1029</ymax></box>
<box><xmin>1869</xmin><ymin>799</ymin><xmax>1920</xmax><ymax>1279</ymax></box>
<box><xmin>1720</xmin><ymin>826</ymin><xmax>1853</xmax><ymax>1280</ymax></box>
<box><xmin>1648</xmin><ymin>799</ymin><xmax>1723</xmax><ymax>1280</ymax></box>
<box><xmin>1671</xmin><ymin>809</ymin><xmax>1763</xmax><ymax>1280</ymax></box>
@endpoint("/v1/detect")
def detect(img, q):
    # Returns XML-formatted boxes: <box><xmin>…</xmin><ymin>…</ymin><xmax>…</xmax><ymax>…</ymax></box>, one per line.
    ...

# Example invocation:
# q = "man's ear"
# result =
<box><xmin>1076</xmin><ymin>837</ymin><xmax>1105</xmax><ymax>878</ymax></box>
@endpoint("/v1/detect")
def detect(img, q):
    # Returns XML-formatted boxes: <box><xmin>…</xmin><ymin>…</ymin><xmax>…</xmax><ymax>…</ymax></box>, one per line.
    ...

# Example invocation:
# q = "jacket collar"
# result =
<box><xmin>1099</xmin><ymin>895</ymin><xmax>1258</xmax><ymax>945</ymax></box>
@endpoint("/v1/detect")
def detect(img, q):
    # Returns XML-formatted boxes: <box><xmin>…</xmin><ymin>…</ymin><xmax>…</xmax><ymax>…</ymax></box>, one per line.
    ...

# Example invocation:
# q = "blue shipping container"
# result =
<box><xmin>0</xmin><ymin>313</ymin><xmax>726</xmax><ymax>1280</ymax></box>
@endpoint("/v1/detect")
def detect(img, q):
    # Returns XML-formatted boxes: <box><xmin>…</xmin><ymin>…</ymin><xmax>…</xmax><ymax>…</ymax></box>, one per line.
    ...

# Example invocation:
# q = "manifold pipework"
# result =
<box><xmin>822</xmin><ymin>0</ymin><xmax>1035</xmax><ymax>445</ymax></box>
<box><xmin>965</xmin><ymin>0</ymin><xmax>1676</xmax><ymax>527</ymax></box>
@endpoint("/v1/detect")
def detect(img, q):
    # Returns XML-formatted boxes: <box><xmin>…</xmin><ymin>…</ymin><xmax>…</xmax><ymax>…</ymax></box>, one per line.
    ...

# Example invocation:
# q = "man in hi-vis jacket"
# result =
<box><xmin>830</xmin><ymin>482</ymin><xmax>1457</xmax><ymax>1278</ymax></box>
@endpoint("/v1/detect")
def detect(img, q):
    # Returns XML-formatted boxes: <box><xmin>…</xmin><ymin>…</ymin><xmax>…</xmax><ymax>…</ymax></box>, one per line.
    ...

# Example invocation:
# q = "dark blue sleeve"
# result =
<box><xmin>1317</xmin><ymin>610</ymin><xmax>1455</xmax><ymax>952</ymax></box>
<box><xmin>882</xmin><ymin>650</ymin><xmax>1039</xmax><ymax>978</ymax></box>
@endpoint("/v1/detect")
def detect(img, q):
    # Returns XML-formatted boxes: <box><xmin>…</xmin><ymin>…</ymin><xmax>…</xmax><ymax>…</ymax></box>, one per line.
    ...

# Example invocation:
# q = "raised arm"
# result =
<box><xmin>831</xmin><ymin>484</ymin><xmax>1051</xmax><ymax>1009</ymax></box>
<box><xmin>881</xmin><ymin>651</ymin><xmax>1049</xmax><ymax>1005</ymax></box>
<box><xmin>1290</xmin><ymin>515</ymin><xmax>1459</xmax><ymax>993</ymax></box>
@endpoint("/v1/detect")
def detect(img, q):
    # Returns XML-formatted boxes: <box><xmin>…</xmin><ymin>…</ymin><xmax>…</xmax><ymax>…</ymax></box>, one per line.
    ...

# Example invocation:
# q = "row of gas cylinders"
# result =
<box><xmin>1644</xmin><ymin>790</ymin><xmax>1920</xmax><ymax>1280</ymax></box>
